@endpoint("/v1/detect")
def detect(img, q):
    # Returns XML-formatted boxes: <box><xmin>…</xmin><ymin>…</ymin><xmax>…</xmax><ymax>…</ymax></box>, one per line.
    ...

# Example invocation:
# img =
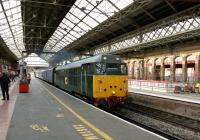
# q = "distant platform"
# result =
<box><xmin>129</xmin><ymin>87</ymin><xmax>200</xmax><ymax>104</ymax></box>
<box><xmin>129</xmin><ymin>79</ymin><xmax>200</xmax><ymax>104</ymax></box>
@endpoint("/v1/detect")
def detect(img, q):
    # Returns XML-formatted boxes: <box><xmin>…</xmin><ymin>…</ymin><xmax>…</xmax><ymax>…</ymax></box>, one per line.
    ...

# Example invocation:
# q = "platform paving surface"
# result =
<box><xmin>129</xmin><ymin>88</ymin><xmax>200</xmax><ymax>104</ymax></box>
<box><xmin>0</xmin><ymin>80</ymin><xmax>18</xmax><ymax>140</ymax></box>
<box><xmin>6</xmin><ymin>77</ymin><xmax>165</xmax><ymax>140</ymax></box>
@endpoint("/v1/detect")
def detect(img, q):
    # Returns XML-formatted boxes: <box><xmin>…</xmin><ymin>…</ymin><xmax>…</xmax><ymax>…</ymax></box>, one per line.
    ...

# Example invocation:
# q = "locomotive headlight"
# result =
<box><xmin>112</xmin><ymin>91</ymin><xmax>116</xmax><ymax>95</ymax></box>
<box><xmin>103</xmin><ymin>57</ymin><xmax>107</xmax><ymax>60</ymax></box>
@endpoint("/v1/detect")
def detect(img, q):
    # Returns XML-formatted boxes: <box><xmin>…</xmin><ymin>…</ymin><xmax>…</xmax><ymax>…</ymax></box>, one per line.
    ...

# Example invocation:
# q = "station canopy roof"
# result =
<box><xmin>0</xmin><ymin>0</ymin><xmax>133</xmax><ymax>63</ymax></box>
<box><xmin>0</xmin><ymin>0</ymin><xmax>24</xmax><ymax>58</ymax></box>
<box><xmin>42</xmin><ymin>0</ymin><xmax>133</xmax><ymax>60</ymax></box>
<box><xmin>1</xmin><ymin>0</ymin><xmax>198</xmax><ymax>66</ymax></box>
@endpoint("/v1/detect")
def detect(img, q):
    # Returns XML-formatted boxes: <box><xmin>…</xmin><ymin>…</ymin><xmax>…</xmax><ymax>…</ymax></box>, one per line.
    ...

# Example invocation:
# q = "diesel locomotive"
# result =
<box><xmin>37</xmin><ymin>54</ymin><xmax>128</xmax><ymax>108</ymax></box>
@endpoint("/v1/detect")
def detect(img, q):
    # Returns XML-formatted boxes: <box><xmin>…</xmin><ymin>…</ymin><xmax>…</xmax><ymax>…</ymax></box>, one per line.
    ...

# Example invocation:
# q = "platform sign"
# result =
<box><xmin>2</xmin><ymin>65</ymin><xmax>8</xmax><ymax>72</ymax></box>
<box><xmin>19</xmin><ymin>63</ymin><xmax>24</xmax><ymax>75</ymax></box>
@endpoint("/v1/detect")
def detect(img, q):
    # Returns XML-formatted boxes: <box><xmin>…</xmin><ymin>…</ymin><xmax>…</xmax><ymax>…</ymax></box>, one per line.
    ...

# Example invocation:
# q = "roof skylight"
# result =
<box><xmin>0</xmin><ymin>0</ymin><xmax>25</xmax><ymax>58</ymax></box>
<box><xmin>22</xmin><ymin>53</ymin><xmax>49</xmax><ymax>67</ymax></box>
<box><xmin>42</xmin><ymin>0</ymin><xmax>133</xmax><ymax>60</ymax></box>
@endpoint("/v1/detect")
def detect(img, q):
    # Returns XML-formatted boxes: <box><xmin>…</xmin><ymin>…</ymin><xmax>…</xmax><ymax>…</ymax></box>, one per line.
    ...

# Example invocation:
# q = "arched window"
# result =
<box><xmin>175</xmin><ymin>56</ymin><xmax>182</xmax><ymax>82</ymax></box>
<box><xmin>128</xmin><ymin>61</ymin><xmax>134</xmax><ymax>78</ymax></box>
<box><xmin>133</xmin><ymin>61</ymin><xmax>138</xmax><ymax>79</ymax></box>
<box><xmin>164</xmin><ymin>57</ymin><xmax>170</xmax><ymax>66</ymax></box>
<box><xmin>164</xmin><ymin>57</ymin><xmax>171</xmax><ymax>81</ymax></box>
<box><xmin>147</xmin><ymin>59</ymin><xmax>154</xmax><ymax>79</ymax></box>
<box><xmin>155</xmin><ymin>58</ymin><xmax>161</xmax><ymax>66</ymax></box>
<box><xmin>155</xmin><ymin>58</ymin><xmax>161</xmax><ymax>80</ymax></box>
<box><xmin>186</xmin><ymin>55</ymin><xmax>195</xmax><ymax>83</ymax></box>
<box><xmin>175</xmin><ymin>56</ymin><xmax>182</xmax><ymax>65</ymax></box>
<box><xmin>186</xmin><ymin>55</ymin><xmax>195</xmax><ymax>64</ymax></box>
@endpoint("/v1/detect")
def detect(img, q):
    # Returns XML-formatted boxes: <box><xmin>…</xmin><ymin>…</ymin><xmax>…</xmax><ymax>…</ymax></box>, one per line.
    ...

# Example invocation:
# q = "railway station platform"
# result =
<box><xmin>128</xmin><ymin>86</ymin><xmax>200</xmax><ymax>121</ymax></box>
<box><xmin>0</xmin><ymin>77</ymin><xmax>166</xmax><ymax>140</ymax></box>
<box><xmin>128</xmin><ymin>80</ymin><xmax>200</xmax><ymax>104</ymax></box>
<box><xmin>129</xmin><ymin>88</ymin><xmax>200</xmax><ymax>104</ymax></box>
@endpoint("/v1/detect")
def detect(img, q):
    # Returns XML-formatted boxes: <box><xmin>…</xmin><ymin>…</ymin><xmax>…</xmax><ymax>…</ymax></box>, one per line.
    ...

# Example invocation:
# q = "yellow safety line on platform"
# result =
<box><xmin>40</xmin><ymin>84</ymin><xmax>113</xmax><ymax>140</ymax></box>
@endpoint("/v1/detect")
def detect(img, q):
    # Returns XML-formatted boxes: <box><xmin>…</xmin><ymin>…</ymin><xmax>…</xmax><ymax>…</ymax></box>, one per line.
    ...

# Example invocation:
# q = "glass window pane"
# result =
<box><xmin>43</xmin><ymin>0</ymin><xmax>134</xmax><ymax>58</ymax></box>
<box><xmin>0</xmin><ymin>0</ymin><xmax>24</xmax><ymax>58</ymax></box>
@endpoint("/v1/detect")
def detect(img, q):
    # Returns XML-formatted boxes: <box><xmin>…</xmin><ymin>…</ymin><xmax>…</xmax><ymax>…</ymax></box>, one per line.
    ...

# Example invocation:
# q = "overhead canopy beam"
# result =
<box><xmin>164</xmin><ymin>0</ymin><xmax>177</xmax><ymax>13</ymax></box>
<box><xmin>91</xmin><ymin>5</ymin><xmax>200</xmax><ymax>55</ymax></box>
<box><xmin>22</xmin><ymin>50</ymin><xmax>56</xmax><ymax>54</ymax></box>
<box><xmin>19</xmin><ymin>0</ymin><xmax>72</xmax><ymax>7</ymax></box>
<box><xmin>142</xmin><ymin>8</ymin><xmax>156</xmax><ymax>20</ymax></box>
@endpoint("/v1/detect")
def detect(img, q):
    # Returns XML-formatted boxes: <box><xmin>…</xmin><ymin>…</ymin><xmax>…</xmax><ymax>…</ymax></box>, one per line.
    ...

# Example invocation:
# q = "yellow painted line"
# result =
<box><xmin>40</xmin><ymin>84</ymin><xmax>113</xmax><ymax>140</ymax></box>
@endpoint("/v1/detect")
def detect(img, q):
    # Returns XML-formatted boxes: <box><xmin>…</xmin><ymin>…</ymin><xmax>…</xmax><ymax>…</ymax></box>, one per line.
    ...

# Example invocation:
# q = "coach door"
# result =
<box><xmin>81</xmin><ymin>64</ymin><xmax>87</xmax><ymax>96</ymax></box>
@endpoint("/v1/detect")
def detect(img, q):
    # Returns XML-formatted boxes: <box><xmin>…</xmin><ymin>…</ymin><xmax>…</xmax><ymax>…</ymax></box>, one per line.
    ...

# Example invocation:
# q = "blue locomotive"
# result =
<box><xmin>37</xmin><ymin>54</ymin><xmax>128</xmax><ymax>108</ymax></box>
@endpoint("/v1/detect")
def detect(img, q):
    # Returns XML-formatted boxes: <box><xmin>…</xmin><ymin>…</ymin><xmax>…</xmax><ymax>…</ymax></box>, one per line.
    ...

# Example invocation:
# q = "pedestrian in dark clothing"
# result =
<box><xmin>0</xmin><ymin>73</ymin><xmax>11</xmax><ymax>100</ymax></box>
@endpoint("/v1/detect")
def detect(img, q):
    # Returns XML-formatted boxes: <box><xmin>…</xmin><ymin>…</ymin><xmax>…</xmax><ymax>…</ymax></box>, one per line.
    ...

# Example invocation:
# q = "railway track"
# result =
<box><xmin>110</xmin><ymin>102</ymin><xmax>200</xmax><ymax>140</ymax></box>
<box><xmin>111</xmin><ymin>108</ymin><xmax>182</xmax><ymax>140</ymax></box>
<box><xmin>123</xmin><ymin>103</ymin><xmax>200</xmax><ymax>132</ymax></box>
<box><xmin>62</xmin><ymin>86</ymin><xmax>200</xmax><ymax>139</ymax></box>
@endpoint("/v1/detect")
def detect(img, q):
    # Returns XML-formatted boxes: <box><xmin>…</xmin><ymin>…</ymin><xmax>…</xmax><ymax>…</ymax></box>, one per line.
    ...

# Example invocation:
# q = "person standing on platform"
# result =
<box><xmin>27</xmin><ymin>73</ymin><xmax>31</xmax><ymax>84</ymax></box>
<box><xmin>0</xmin><ymin>72</ymin><xmax>11</xmax><ymax>101</ymax></box>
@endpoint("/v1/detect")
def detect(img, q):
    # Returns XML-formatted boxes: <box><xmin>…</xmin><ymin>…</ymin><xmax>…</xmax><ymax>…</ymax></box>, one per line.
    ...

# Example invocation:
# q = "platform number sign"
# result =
<box><xmin>65</xmin><ymin>77</ymin><xmax>68</xmax><ymax>85</ymax></box>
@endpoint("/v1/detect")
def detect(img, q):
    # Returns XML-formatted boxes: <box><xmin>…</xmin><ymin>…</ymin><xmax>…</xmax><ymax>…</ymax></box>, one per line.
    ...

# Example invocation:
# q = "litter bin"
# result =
<box><xmin>184</xmin><ymin>84</ymin><xmax>190</xmax><ymax>92</ymax></box>
<box><xmin>19</xmin><ymin>79</ymin><xmax>29</xmax><ymax>93</ymax></box>
<box><xmin>174</xmin><ymin>85</ymin><xmax>181</xmax><ymax>93</ymax></box>
<box><xmin>19</xmin><ymin>83</ymin><xmax>29</xmax><ymax>93</ymax></box>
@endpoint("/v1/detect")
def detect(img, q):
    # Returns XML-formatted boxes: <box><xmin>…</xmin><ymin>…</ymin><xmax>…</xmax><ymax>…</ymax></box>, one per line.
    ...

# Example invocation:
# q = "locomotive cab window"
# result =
<box><xmin>95</xmin><ymin>63</ymin><xmax>127</xmax><ymax>75</ymax></box>
<box><xmin>106</xmin><ymin>63</ymin><xmax>127</xmax><ymax>75</ymax></box>
<box><xmin>120</xmin><ymin>64</ymin><xmax>128</xmax><ymax>75</ymax></box>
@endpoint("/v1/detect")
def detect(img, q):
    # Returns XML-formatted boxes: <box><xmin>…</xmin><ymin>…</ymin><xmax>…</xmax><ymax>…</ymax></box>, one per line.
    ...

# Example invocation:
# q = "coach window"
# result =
<box><xmin>87</xmin><ymin>63</ymin><xmax>94</xmax><ymax>74</ymax></box>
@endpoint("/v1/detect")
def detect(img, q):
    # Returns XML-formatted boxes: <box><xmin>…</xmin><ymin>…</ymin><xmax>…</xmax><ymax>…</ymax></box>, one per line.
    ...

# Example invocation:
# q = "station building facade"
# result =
<box><xmin>125</xmin><ymin>41</ymin><xmax>200</xmax><ymax>83</ymax></box>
